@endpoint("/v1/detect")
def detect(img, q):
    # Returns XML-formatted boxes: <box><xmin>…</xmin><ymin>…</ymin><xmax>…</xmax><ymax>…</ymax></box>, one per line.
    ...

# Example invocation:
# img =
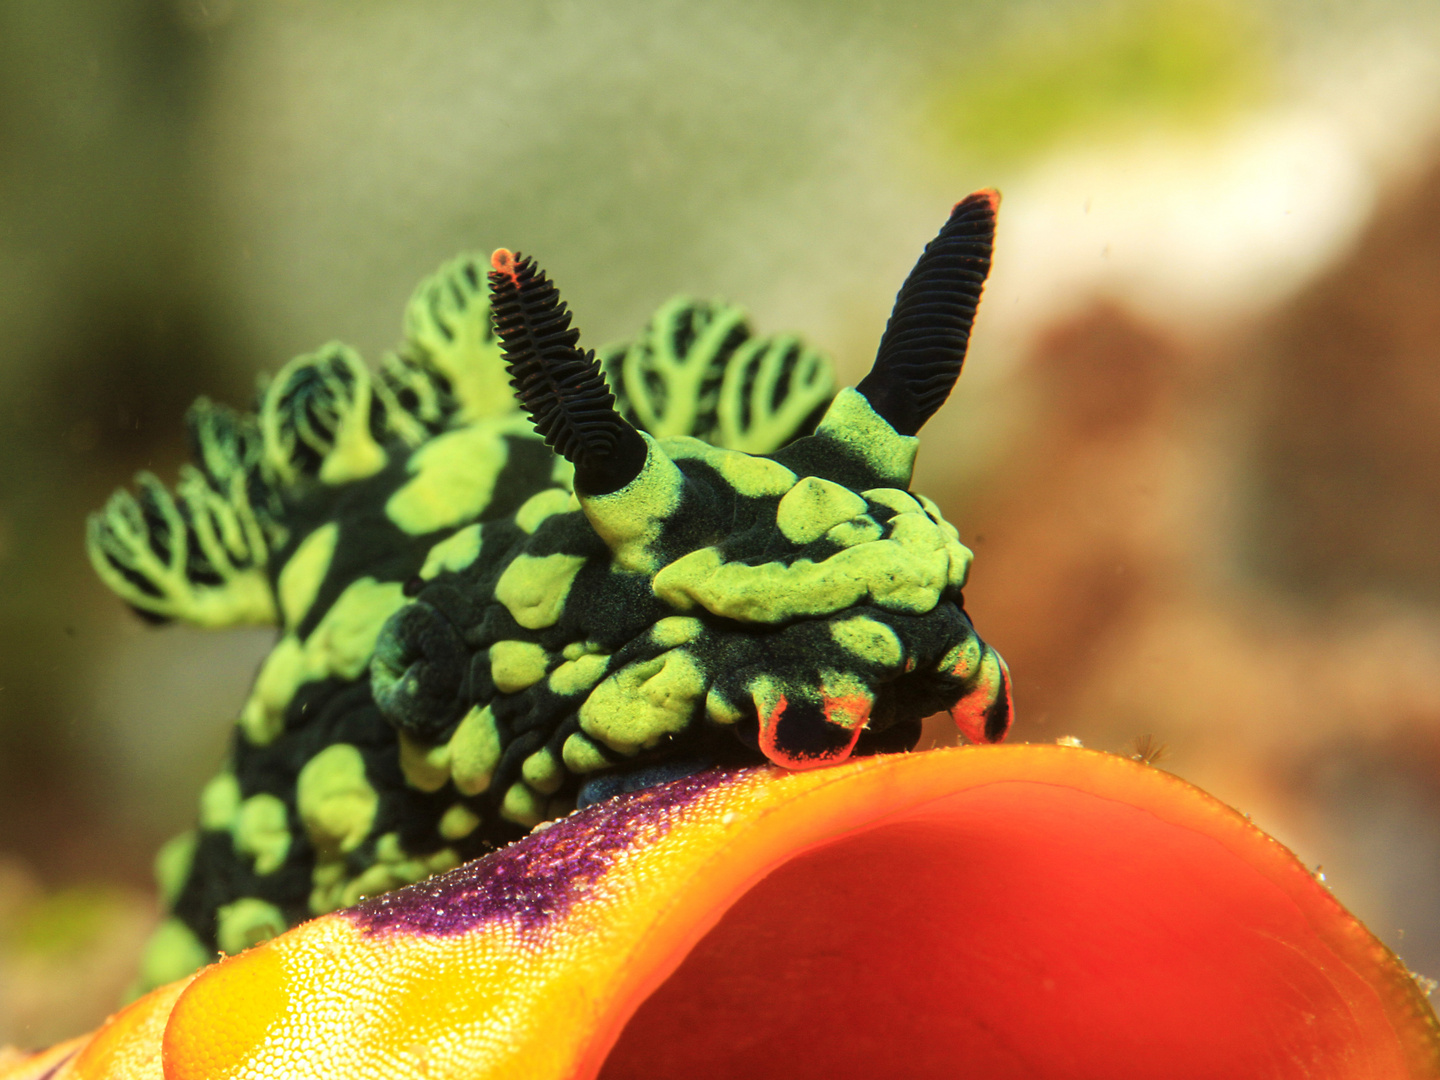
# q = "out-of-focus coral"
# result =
<box><xmin>957</xmin><ymin>154</ymin><xmax>1440</xmax><ymax>981</ymax></box>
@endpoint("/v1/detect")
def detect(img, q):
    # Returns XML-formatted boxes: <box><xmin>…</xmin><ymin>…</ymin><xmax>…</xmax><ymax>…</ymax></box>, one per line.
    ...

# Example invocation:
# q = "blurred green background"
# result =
<box><xmin>4</xmin><ymin>0</ymin><xmax>1440</xmax><ymax>1044</ymax></box>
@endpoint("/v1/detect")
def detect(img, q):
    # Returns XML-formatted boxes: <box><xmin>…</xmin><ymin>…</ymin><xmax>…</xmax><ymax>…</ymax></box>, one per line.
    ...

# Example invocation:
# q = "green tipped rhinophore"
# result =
<box><xmin>90</xmin><ymin>193</ymin><xmax>1012</xmax><ymax>993</ymax></box>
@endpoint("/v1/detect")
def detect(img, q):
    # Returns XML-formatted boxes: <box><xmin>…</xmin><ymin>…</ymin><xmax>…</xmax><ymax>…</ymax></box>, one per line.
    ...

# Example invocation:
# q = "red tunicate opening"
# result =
<box><xmin>600</xmin><ymin>780</ymin><xmax>1416</xmax><ymax>1079</ymax></box>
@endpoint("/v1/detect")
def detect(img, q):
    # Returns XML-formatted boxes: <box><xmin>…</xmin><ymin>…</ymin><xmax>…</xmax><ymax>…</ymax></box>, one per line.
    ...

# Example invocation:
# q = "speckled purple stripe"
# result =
<box><xmin>348</xmin><ymin>767</ymin><xmax>742</xmax><ymax>938</ymax></box>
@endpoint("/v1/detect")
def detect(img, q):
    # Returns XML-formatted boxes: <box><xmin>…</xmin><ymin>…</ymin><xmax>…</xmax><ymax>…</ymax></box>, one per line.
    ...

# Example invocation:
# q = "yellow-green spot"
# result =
<box><xmin>705</xmin><ymin>685</ymin><xmax>742</xmax><ymax>725</ymax></box>
<box><xmin>813</xmin><ymin>389</ymin><xmax>917</xmax><ymax>487</ymax></box>
<box><xmin>297</xmin><ymin>743</ymin><xmax>377</xmax><ymax>858</ymax></box>
<box><xmin>862</xmin><ymin>487</ymin><xmax>922</xmax><ymax>516</ymax></box>
<box><xmin>450</xmin><ymin>705</ymin><xmax>502</xmax><ymax>795</ymax></box>
<box><xmin>579</xmin><ymin>648</ymin><xmax>705</xmax><ymax>754</ymax></box>
<box><xmin>134</xmin><ymin>918</ymin><xmax>210</xmax><ymax>995</ymax></box>
<box><xmin>650</xmin><ymin>616</ymin><xmax>704</xmax><ymax>649</ymax></box>
<box><xmin>547</xmin><ymin>651</ymin><xmax>611</xmax><ymax>697</ymax></box>
<box><xmin>515</xmin><ymin>487</ymin><xmax>574</xmax><ymax>533</ymax></box>
<box><xmin>500</xmin><ymin>782</ymin><xmax>546</xmax><ymax>828</ymax></box>
<box><xmin>776</xmin><ymin>475</ymin><xmax>869</xmax><ymax>546</ymax></box>
<box><xmin>386</xmin><ymin>415</ymin><xmax>532</xmax><ymax>535</ymax></box>
<box><xmin>494</xmin><ymin>554</ymin><xmax>586</xmax><ymax>631</ymax></box>
<box><xmin>308</xmin><ymin>577</ymin><xmax>408</xmax><ymax>679</ymax></box>
<box><xmin>818</xmin><ymin>668</ymin><xmax>872</xmax><ymax>731</ymax></box>
<box><xmin>490</xmin><ymin>638</ymin><xmax>551</xmax><ymax>693</ymax></box>
<box><xmin>563</xmin><ymin>640</ymin><xmax>603</xmax><ymax>661</ymax></box>
<box><xmin>562</xmin><ymin>731</ymin><xmax>611</xmax><ymax>774</ymax></box>
<box><xmin>521</xmin><ymin>748</ymin><xmax>565</xmax><ymax>796</ymax></box>
<box><xmin>198</xmin><ymin>771</ymin><xmax>241</xmax><ymax>831</ymax></box>
<box><xmin>940</xmin><ymin>635</ymin><xmax>983</xmax><ymax>682</ymax></box>
<box><xmin>398</xmin><ymin>731</ymin><xmax>452</xmax><ymax>793</ymax></box>
<box><xmin>154</xmin><ymin>831</ymin><xmax>197</xmax><ymax>907</ymax></box>
<box><xmin>830</xmin><ymin>615</ymin><xmax>905</xmax><ymax>670</ymax></box>
<box><xmin>579</xmin><ymin>433</ymin><xmax>685</xmax><ymax>572</ymax></box>
<box><xmin>233</xmin><ymin>793</ymin><xmax>291</xmax><ymax>875</ymax></box>
<box><xmin>439</xmin><ymin>803</ymin><xmax>481</xmax><ymax>840</ymax></box>
<box><xmin>276</xmin><ymin>523</ymin><xmax>339</xmax><ymax>629</ymax></box>
<box><xmin>663</xmin><ymin>437</ymin><xmax>798</xmax><ymax>497</ymax></box>
<box><xmin>239</xmin><ymin>577</ymin><xmax>406</xmax><ymax>746</ymax></box>
<box><xmin>215</xmin><ymin>898</ymin><xmax>287</xmax><ymax>956</ymax></box>
<box><xmin>826</xmin><ymin>516</ymin><xmax>883</xmax><ymax>548</ymax></box>
<box><xmin>654</xmin><ymin>510</ymin><xmax>950</xmax><ymax>623</ymax></box>
<box><xmin>419</xmin><ymin>523</ymin><xmax>483</xmax><ymax>581</ymax></box>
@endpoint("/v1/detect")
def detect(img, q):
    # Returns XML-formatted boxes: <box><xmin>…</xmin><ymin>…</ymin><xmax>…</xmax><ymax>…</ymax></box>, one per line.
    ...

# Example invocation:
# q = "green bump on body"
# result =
<box><xmin>385</xmin><ymin>416</ymin><xmax>531</xmax><ymax>534</ymax></box>
<box><xmin>547</xmin><ymin>652</ymin><xmax>610</xmax><ymax>696</ymax></box>
<box><xmin>654</xmin><ymin>511</ymin><xmax>950</xmax><ymax>623</ymax></box>
<box><xmin>215</xmin><ymin>898</ymin><xmax>287</xmax><ymax>956</ymax></box>
<box><xmin>494</xmin><ymin>554</ymin><xmax>586</xmax><ymax>630</ymax></box>
<box><xmin>915</xmin><ymin>492</ymin><xmax>974</xmax><ymax>588</ymax></box>
<box><xmin>830</xmin><ymin>615</ymin><xmax>905</xmax><ymax>669</ymax></box>
<box><xmin>650</xmin><ymin>616</ymin><xmax>704</xmax><ymax>649</ymax></box>
<box><xmin>940</xmin><ymin>635</ymin><xmax>983</xmax><ymax>681</ymax></box>
<box><xmin>562</xmin><ymin>731</ymin><xmax>611</xmax><ymax>773</ymax></box>
<box><xmin>398</xmin><ymin>731</ymin><xmax>452</xmax><ymax>792</ymax></box>
<box><xmin>662</xmin><ymin>438</ymin><xmax>798</xmax><ymax>497</ymax></box>
<box><xmin>578</xmin><ymin>433</ymin><xmax>686</xmax><ymax>572</ymax></box>
<box><xmin>439</xmin><ymin>802</ymin><xmax>481</xmax><ymax>840</ymax></box>
<box><xmin>563</xmin><ymin>640</ymin><xmax>603</xmax><ymax>661</ymax></box>
<box><xmin>520</xmin><ymin>747</ymin><xmax>565</xmax><ymax>795</ymax></box>
<box><xmin>818</xmin><ymin>668</ymin><xmax>873</xmax><ymax>731</ymax></box>
<box><xmin>814</xmin><ymin>388</ymin><xmax>919</xmax><ymax>486</ymax></box>
<box><xmin>276</xmin><ymin>523</ymin><xmax>339</xmax><ymax>628</ymax></box>
<box><xmin>500</xmin><ymin>782</ymin><xmax>546</xmax><ymax>828</ymax></box>
<box><xmin>705</xmin><ymin>685</ymin><xmax>743</xmax><ymax>725</ymax></box>
<box><xmin>233</xmin><ymin>793</ymin><xmax>291</xmax><ymax>875</ymax></box>
<box><xmin>450</xmin><ymin>705</ymin><xmax>502</xmax><ymax>795</ymax></box>
<box><xmin>862</xmin><ymin>487</ymin><xmax>923</xmax><ymax>516</ymax></box>
<box><xmin>826</xmin><ymin>516</ymin><xmax>884</xmax><ymax>548</ymax></box>
<box><xmin>490</xmin><ymin>639</ymin><xmax>551</xmax><ymax>693</ymax></box>
<box><xmin>515</xmin><ymin>487</ymin><xmax>573</xmax><ymax>533</ymax></box>
<box><xmin>239</xmin><ymin>636</ymin><xmax>306</xmax><ymax>745</ymax></box>
<box><xmin>308</xmin><ymin>577</ymin><xmax>409</xmax><ymax>679</ymax></box>
<box><xmin>420</xmin><ymin>523</ymin><xmax>483</xmax><ymax>581</ymax></box>
<box><xmin>579</xmin><ymin>648</ymin><xmax>705</xmax><ymax>753</ymax></box>
<box><xmin>154</xmin><ymin>831</ymin><xmax>197</xmax><ymax>907</ymax></box>
<box><xmin>775</xmin><ymin>475</ymin><xmax>869</xmax><ymax>546</ymax></box>
<box><xmin>297</xmin><ymin>743</ymin><xmax>378</xmax><ymax>858</ymax></box>
<box><xmin>135</xmin><ymin>918</ymin><xmax>210</xmax><ymax>994</ymax></box>
<box><xmin>239</xmin><ymin>577</ymin><xmax>406</xmax><ymax>746</ymax></box>
<box><xmin>198</xmin><ymin>772</ymin><xmax>241</xmax><ymax>831</ymax></box>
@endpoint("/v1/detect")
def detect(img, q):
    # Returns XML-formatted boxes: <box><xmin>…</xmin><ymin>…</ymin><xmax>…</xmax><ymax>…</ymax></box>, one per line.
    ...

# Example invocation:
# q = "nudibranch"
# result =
<box><xmin>4</xmin><ymin>747</ymin><xmax>1437</xmax><ymax>1079</ymax></box>
<box><xmin>84</xmin><ymin>192</ymin><xmax>1011</xmax><ymax>992</ymax></box>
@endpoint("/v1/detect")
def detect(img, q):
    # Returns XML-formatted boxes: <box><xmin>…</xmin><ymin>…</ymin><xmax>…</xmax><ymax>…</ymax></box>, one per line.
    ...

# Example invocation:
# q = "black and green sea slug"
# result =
<box><xmin>87</xmin><ymin>190</ymin><xmax>1012</xmax><ymax>992</ymax></box>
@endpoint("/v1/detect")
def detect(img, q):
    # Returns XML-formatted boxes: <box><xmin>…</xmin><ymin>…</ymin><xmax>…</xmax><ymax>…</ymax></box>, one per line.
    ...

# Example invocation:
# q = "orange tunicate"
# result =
<box><xmin>3</xmin><ymin>746</ymin><xmax>1437</xmax><ymax>1079</ymax></box>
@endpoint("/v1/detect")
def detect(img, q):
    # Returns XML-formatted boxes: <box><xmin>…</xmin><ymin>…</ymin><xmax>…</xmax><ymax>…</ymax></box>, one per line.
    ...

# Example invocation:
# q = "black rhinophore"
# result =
<box><xmin>856</xmin><ymin>190</ymin><xmax>998</xmax><ymax>437</ymax></box>
<box><xmin>488</xmin><ymin>250</ymin><xmax>648</xmax><ymax>495</ymax></box>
